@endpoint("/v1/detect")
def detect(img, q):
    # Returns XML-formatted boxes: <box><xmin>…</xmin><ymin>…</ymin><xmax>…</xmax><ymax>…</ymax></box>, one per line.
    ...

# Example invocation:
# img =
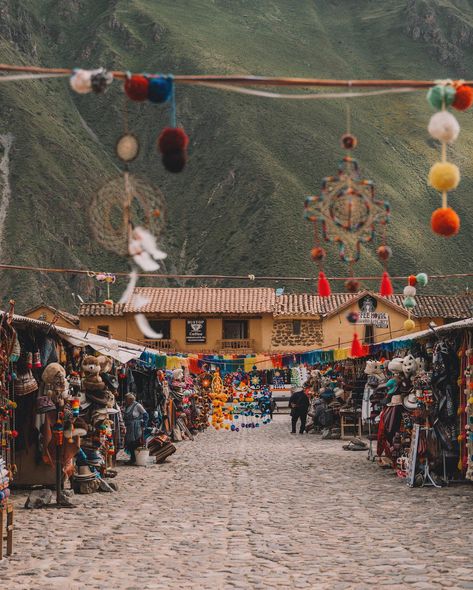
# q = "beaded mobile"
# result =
<box><xmin>304</xmin><ymin>153</ymin><xmax>390</xmax><ymax>264</ymax></box>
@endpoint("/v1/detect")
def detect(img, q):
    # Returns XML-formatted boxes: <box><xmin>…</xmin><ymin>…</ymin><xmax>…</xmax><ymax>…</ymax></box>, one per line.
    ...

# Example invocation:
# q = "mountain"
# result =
<box><xmin>0</xmin><ymin>0</ymin><xmax>472</xmax><ymax>312</ymax></box>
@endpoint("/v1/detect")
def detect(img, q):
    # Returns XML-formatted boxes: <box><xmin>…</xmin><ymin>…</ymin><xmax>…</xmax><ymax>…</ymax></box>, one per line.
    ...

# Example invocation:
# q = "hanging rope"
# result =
<box><xmin>0</xmin><ymin>262</ymin><xmax>471</xmax><ymax>283</ymax></box>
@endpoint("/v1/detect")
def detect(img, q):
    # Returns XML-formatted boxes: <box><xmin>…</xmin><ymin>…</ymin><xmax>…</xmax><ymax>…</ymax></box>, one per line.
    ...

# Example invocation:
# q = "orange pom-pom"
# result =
<box><xmin>431</xmin><ymin>207</ymin><xmax>460</xmax><ymax>237</ymax></box>
<box><xmin>453</xmin><ymin>85</ymin><xmax>473</xmax><ymax>111</ymax></box>
<box><xmin>311</xmin><ymin>247</ymin><xmax>326</xmax><ymax>262</ymax></box>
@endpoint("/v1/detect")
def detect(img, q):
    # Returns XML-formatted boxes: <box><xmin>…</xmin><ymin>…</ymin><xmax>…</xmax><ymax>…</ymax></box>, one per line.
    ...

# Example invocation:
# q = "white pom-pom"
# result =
<box><xmin>403</xmin><ymin>285</ymin><xmax>416</xmax><ymax>297</ymax></box>
<box><xmin>428</xmin><ymin>111</ymin><xmax>460</xmax><ymax>143</ymax></box>
<box><xmin>70</xmin><ymin>69</ymin><xmax>92</xmax><ymax>94</ymax></box>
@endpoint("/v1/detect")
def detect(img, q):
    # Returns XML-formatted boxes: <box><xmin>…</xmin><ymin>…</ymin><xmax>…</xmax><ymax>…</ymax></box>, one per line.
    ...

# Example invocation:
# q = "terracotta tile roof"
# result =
<box><xmin>273</xmin><ymin>293</ymin><xmax>353</xmax><ymax>317</ymax></box>
<box><xmin>387</xmin><ymin>294</ymin><xmax>473</xmax><ymax>320</ymax></box>
<box><xmin>275</xmin><ymin>291</ymin><xmax>473</xmax><ymax>319</ymax></box>
<box><xmin>79</xmin><ymin>303</ymin><xmax>124</xmax><ymax>317</ymax></box>
<box><xmin>77</xmin><ymin>288</ymin><xmax>473</xmax><ymax>320</ymax></box>
<box><xmin>124</xmin><ymin>287</ymin><xmax>276</xmax><ymax>315</ymax></box>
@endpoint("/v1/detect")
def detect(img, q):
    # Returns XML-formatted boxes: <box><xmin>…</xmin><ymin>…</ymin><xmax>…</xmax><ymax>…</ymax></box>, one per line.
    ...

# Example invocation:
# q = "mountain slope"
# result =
<box><xmin>0</xmin><ymin>0</ymin><xmax>472</xmax><ymax>311</ymax></box>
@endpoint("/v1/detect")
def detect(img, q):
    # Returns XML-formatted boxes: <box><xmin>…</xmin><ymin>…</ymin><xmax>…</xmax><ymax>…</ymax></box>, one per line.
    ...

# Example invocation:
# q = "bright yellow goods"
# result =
<box><xmin>428</xmin><ymin>162</ymin><xmax>460</xmax><ymax>191</ymax></box>
<box><xmin>403</xmin><ymin>319</ymin><xmax>416</xmax><ymax>332</ymax></box>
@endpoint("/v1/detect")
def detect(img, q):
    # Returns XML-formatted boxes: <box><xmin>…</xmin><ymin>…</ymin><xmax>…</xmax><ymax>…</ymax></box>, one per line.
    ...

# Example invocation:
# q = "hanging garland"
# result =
<box><xmin>427</xmin><ymin>81</ymin><xmax>473</xmax><ymax>237</ymax></box>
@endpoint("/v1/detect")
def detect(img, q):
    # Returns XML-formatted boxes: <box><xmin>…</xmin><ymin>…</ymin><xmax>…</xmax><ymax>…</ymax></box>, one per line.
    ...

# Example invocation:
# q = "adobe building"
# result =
<box><xmin>23</xmin><ymin>304</ymin><xmax>79</xmax><ymax>329</ymax></box>
<box><xmin>73</xmin><ymin>287</ymin><xmax>473</xmax><ymax>354</ymax></box>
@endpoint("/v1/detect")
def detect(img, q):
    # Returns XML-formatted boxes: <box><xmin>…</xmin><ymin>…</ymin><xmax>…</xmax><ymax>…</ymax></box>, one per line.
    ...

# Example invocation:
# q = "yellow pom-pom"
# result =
<box><xmin>404</xmin><ymin>319</ymin><xmax>416</xmax><ymax>332</ymax></box>
<box><xmin>428</xmin><ymin>162</ymin><xmax>460</xmax><ymax>191</ymax></box>
<box><xmin>468</xmin><ymin>396</ymin><xmax>473</xmax><ymax>404</ymax></box>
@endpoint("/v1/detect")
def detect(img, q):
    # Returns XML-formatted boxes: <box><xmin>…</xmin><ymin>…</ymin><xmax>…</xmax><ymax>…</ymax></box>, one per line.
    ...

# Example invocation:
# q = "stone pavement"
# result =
<box><xmin>4</xmin><ymin>415</ymin><xmax>473</xmax><ymax>589</ymax></box>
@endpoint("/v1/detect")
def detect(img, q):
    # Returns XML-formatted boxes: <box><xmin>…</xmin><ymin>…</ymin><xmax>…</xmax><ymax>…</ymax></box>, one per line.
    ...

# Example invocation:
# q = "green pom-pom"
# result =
<box><xmin>416</xmin><ymin>273</ymin><xmax>428</xmax><ymax>287</ymax></box>
<box><xmin>403</xmin><ymin>296</ymin><xmax>416</xmax><ymax>309</ymax></box>
<box><xmin>427</xmin><ymin>85</ymin><xmax>456</xmax><ymax>110</ymax></box>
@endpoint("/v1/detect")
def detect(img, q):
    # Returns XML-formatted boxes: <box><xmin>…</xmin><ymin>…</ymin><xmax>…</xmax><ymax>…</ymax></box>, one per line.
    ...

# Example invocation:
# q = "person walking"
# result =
<box><xmin>289</xmin><ymin>386</ymin><xmax>309</xmax><ymax>434</ymax></box>
<box><xmin>123</xmin><ymin>393</ymin><xmax>149</xmax><ymax>465</ymax></box>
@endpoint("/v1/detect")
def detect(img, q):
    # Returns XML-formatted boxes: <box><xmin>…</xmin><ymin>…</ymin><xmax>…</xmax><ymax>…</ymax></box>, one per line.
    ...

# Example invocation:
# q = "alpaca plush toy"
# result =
<box><xmin>41</xmin><ymin>362</ymin><xmax>69</xmax><ymax>404</ymax></box>
<box><xmin>82</xmin><ymin>356</ymin><xmax>105</xmax><ymax>391</ymax></box>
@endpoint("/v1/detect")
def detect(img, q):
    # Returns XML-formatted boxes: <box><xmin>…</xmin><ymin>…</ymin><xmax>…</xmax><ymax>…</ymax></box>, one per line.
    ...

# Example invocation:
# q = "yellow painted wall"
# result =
<box><xmin>323</xmin><ymin>299</ymin><xmax>409</xmax><ymax>349</ymax></box>
<box><xmin>78</xmin><ymin>314</ymin><xmax>272</xmax><ymax>353</ymax></box>
<box><xmin>25</xmin><ymin>306</ymin><xmax>77</xmax><ymax>329</ymax></box>
<box><xmin>78</xmin><ymin>307</ymin><xmax>449</xmax><ymax>354</ymax></box>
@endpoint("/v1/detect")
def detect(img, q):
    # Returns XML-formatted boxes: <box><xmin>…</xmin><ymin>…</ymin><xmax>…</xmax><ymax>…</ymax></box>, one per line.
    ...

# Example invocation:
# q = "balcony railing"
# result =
<box><xmin>217</xmin><ymin>339</ymin><xmax>255</xmax><ymax>354</ymax></box>
<box><xmin>141</xmin><ymin>339</ymin><xmax>178</xmax><ymax>352</ymax></box>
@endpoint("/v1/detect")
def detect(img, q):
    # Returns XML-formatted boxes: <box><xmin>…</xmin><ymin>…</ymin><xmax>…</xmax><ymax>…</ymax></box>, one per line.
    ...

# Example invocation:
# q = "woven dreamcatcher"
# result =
<box><xmin>90</xmin><ymin>173</ymin><xmax>166</xmax><ymax>260</ymax></box>
<box><xmin>304</xmin><ymin>133</ymin><xmax>391</xmax><ymax>297</ymax></box>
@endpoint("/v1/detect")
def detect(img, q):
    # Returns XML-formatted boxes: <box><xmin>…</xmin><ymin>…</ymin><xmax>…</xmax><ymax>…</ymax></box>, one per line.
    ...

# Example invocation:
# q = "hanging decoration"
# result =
<box><xmin>427</xmin><ymin>81</ymin><xmax>472</xmax><ymax>237</ymax></box>
<box><xmin>93</xmin><ymin>273</ymin><xmax>116</xmax><ymax>306</ymax></box>
<box><xmin>304</xmin><ymin>111</ymin><xmax>391</xmax><ymax>297</ymax></box>
<box><xmin>402</xmin><ymin>272</ymin><xmax>429</xmax><ymax>331</ymax></box>
<box><xmin>123</xmin><ymin>73</ymin><xmax>190</xmax><ymax>173</ymax></box>
<box><xmin>69</xmin><ymin>68</ymin><xmax>113</xmax><ymax>95</ymax></box>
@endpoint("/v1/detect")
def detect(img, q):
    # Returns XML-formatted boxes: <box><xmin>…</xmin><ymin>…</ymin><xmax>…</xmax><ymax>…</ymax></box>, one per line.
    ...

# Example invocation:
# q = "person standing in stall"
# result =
<box><xmin>289</xmin><ymin>386</ymin><xmax>309</xmax><ymax>434</ymax></box>
<box><xmin>123</xmin><ymin>393</ymin><xmax>149</xmax><ymax>465</ymax></box>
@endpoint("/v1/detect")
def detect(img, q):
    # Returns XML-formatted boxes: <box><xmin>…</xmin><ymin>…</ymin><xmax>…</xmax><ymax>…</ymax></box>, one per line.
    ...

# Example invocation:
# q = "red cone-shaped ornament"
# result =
<box><xmin>317</xmin><ymin>271</ymin><xmax>331</xmax><ymax>297</ymax></box>
<box><xmin>380</xmin><ymin>271</ymin><xmax>393</xmax><ymax>296</ymax></box>
<box><xmin>351</xmin><ymin>332</ymin><xmax>364</xmax><ymax>358</ymax></box>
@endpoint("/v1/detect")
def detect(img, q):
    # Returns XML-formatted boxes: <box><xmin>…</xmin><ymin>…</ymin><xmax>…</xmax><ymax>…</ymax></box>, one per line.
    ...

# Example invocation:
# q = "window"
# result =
<box><xmin>97</xmin><ymin>325</ymin><xmax>110</xmax><ymax>338</ymax></box>
<box><xmin>223</xmin><ymin>320</ymin><xmax>248</xmax><ymax>340</ymax></box>
<box><xmin>364</xmin><ymin>324</ymin><xmax>374</xmax><ymax>345</ymax></box>
<box><xmin>146</xmin><ymin>319</ymin><xmax>171</xmax><ymax>340</ymax></box>
<box><xmin>292</xmin><ymin>320</ymin><xmax>301</xmax><ymax>335</ymax></box>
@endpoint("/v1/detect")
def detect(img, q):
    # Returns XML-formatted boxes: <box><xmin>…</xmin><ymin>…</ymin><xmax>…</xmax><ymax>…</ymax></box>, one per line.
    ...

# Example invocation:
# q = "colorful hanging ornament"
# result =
<box><xmin>427</xmin><ymin>81</ymin><xmax>462</xmax><ymax>237</ymax></box>
<box><xmin>156</xmin><ymin>78</ymin><xmax>189</xmax><ymax>173</ymax></box>
<box><xmin>305</xmin><ymin>120</ymin><xmax>390</xmax><ymax>297</ymax></box>
<box><xmin>124</xmin><ymin>74</ymin><xmax>150</xmax><ymax>101</ymax></box>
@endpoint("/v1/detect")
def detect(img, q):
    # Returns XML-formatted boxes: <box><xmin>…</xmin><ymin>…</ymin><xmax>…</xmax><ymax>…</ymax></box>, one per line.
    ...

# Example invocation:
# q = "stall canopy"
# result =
<box><xmin>382</xmin><ymin>317</ymin><xmax>473</xmax><ymax>344</ymax></box>
<box><xmin>0</xmin><ymin>312</ymin><xmax>144</xmax><ymax>363</ymax></box>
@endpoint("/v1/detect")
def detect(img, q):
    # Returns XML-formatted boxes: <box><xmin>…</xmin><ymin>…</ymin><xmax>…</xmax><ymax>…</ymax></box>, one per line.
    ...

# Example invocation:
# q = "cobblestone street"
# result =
<box><xmin>4</xmin><ymin>416</ymin><xmax>473</xmax><ymax>589</ymax></box>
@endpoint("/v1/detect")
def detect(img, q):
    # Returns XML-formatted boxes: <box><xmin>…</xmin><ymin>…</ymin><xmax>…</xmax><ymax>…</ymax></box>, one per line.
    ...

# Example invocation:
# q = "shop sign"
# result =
<box><xmin>357</xmin><ymin>312</ymin><xmax>389</xmax><ymax>328</ymax></box>
<box><xmin>186</xmin><ymin>319</ymin><xmax>206</xmax><ymax>343</ymax></box>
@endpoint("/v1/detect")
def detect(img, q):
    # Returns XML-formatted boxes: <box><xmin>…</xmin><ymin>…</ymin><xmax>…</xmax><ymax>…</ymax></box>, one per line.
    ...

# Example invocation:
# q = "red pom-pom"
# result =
<box><xmin>158</xmin><ymin>127</ymin><xmax>189</xmax><ymax>154</ymax></box>
<box><xmin>453</xmin><ymin>85</ymin><xmax>473</xmax><ymax>111</ymax></box>
<box><xmin>408</xmin><ymin>275</ymin><xmax>417</xmax><ymax>286</ymax></box>
<box><xmin>10</xmin><ymin>430</ymin><xmax>18</xmax><ymax>438</ymax></box>
<box><xmin>380</xmin><ymin>271</ymin><xmax>393</xmax><ymax>296</ymax></box>
<box><xmin>317</xmin><ymin>271</ymin><xmax>331</xmax><ymax>297</ymax></box>
<box><xmin>351</xmin><ymin>333</ymin><xmax>364</xmax><ymax>358</ymax></box>
<box><xmin>431</xmin><ymin>207</ymin><xmax>460</xmax><ymax>237</ymax></box>
<box><xmin>124</xmin><ymin>75</ymin><xmax>149</xmax><ymax>101</ymax></box>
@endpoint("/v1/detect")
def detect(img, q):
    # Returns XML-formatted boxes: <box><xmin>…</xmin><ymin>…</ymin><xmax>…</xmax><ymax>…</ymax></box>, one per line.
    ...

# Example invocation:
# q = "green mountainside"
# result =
<box><xmin>0</xmin><ymin>0</ymin><xmax>472</xmax><ymax>311</ymax></box>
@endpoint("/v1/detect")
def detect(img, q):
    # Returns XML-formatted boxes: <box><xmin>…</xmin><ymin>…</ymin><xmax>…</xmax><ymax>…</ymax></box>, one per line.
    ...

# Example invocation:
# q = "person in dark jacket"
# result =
<box><xmin>289</xmin><ymin>386</ymin><xmax>310</xmax><ymax>434</ymax></box>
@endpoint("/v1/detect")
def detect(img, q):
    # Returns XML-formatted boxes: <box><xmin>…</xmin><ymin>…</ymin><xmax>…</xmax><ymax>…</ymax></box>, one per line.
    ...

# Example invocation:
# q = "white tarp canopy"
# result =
<box><xmin>3</xmin><ymin>312</ymin><xmax>145</xmax><ymax>364</ymax></box>
<box><xmin>57</xmin><ymin>327</ymin><xmax>144</xmax><ymax>364</ymax></box>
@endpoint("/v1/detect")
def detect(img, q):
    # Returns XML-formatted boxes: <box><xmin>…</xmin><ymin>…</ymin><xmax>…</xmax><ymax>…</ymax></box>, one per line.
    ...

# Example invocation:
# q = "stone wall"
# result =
<box><xmin>271</xmin><ymin>319</ymin><xmax>323</xmax><ymax>348</ymax></box>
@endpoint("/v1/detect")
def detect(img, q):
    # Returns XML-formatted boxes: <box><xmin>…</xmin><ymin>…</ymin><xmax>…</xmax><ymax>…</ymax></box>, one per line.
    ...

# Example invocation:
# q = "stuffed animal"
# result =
<box><xmin>402</xmin><ymin>354</ymin><xmax>418</xmax><ymax>378</ymax></box>
<box><xmin>42</xmin><ymin>362</ymin><xmax>68</xmax><ymax>399</ymax></box>
<box><xmin>82</xmin><ymin>356</ymin><xmax>105</xmax><ymax>391</ymax></box>
<box><xmin>97</xmin><ymin>355</ymin><xmax>113</xmax><ymax>374</ymax></box>
<box><xmin>388</xmin><ymin>357</ymin><xmax>404</xmax><ymax>375</ymax></box>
